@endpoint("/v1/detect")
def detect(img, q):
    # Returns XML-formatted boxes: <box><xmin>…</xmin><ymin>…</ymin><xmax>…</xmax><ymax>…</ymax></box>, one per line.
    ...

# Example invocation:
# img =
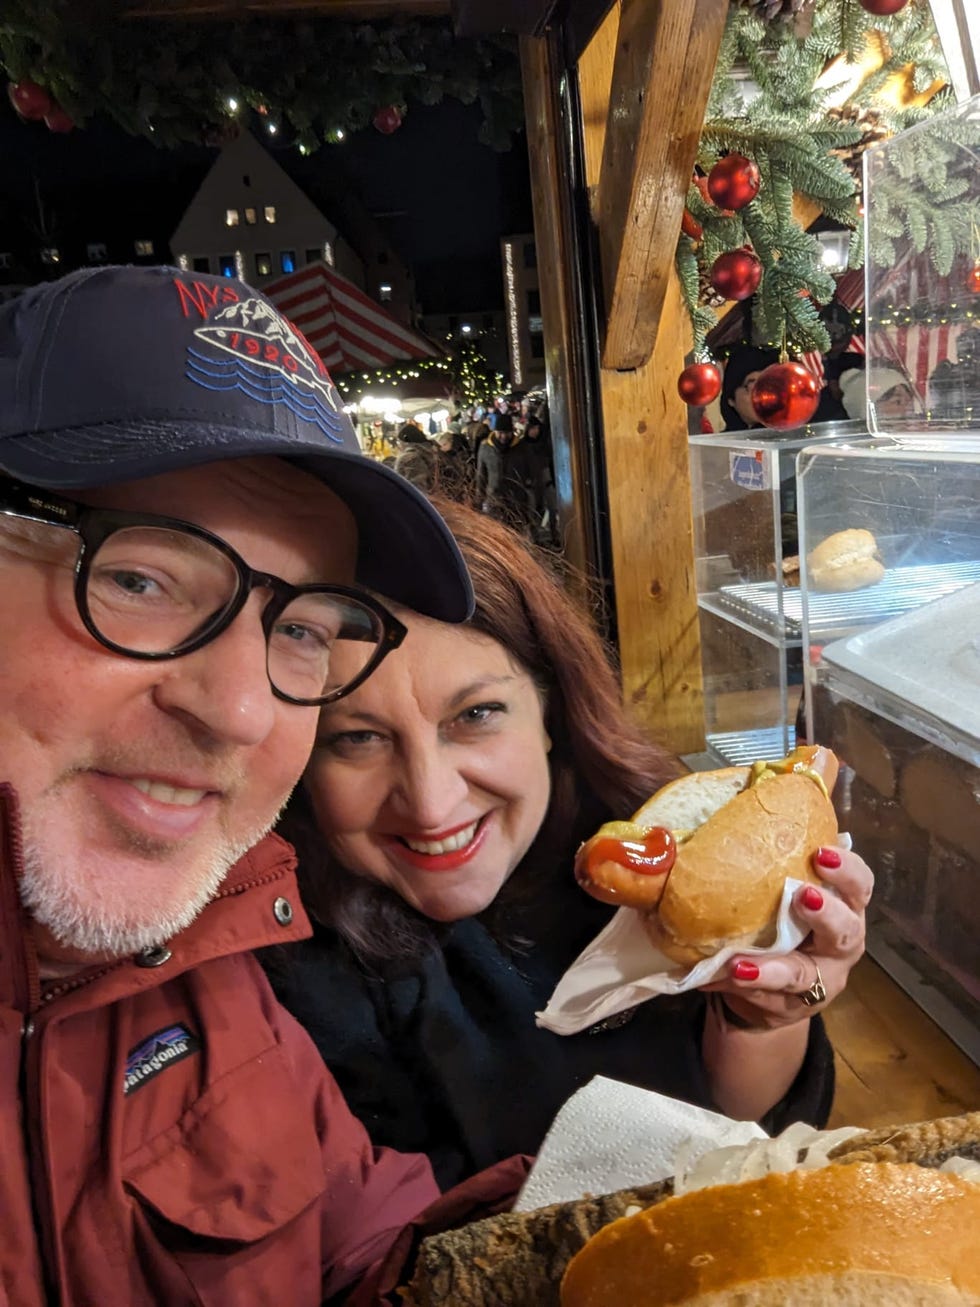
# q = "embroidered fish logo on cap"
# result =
<box><xmin>175</xmin><ymin>278</ymin><xmax>346</xmax><ymax>444</ymax></box>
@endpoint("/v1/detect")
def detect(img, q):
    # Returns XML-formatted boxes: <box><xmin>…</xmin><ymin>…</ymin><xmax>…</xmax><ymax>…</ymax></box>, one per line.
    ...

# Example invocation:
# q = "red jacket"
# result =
<box><xmin>0</xmin><ymin>783</ymin><xmax>440</xmax><ymax>1307</ymax></box>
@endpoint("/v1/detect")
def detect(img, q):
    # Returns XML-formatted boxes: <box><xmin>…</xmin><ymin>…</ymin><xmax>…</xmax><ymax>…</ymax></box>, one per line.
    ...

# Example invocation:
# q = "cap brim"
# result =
<box><xmin>0</xmin><ymin>420</ymin><xmax>474</xmax><ymax>622</ymax></box>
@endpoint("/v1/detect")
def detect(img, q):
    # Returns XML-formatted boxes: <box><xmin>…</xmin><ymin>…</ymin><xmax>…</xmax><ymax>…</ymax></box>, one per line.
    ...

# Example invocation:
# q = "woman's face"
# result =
<box><xmin>305</xmin><ymin>612</ymin><xmax>553</xmax><ymax>921</ymax></box>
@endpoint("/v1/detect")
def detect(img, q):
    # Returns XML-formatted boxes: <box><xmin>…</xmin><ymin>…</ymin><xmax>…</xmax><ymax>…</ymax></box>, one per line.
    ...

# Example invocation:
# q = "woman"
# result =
<box><xmin>265</xmin><ymin>501</ymin><xmax>871</xmax><ymax>1188</ymax></box>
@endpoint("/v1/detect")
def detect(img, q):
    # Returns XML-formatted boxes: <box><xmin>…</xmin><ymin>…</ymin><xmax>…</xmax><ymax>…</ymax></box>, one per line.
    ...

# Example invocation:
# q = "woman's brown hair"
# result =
<box><xmin>281</xmin><ymin>497</ymin><xmax>682</xmax><ymax>965</ymax></box>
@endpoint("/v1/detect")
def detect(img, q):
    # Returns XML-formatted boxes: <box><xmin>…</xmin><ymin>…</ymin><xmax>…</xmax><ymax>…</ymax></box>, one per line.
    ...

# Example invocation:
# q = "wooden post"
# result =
<box><xmin>574</xmin><ymin>1</ymin><xmax>727</xmax><ymax>753</ymax></box>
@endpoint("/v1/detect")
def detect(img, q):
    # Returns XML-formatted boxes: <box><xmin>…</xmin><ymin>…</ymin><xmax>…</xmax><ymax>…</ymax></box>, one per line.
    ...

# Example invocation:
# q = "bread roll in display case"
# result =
<box><xmin>797</xmin><ymin>438</ymin><xmax>980</xmax><ymax>1064</ymax></box>
<box><xmin>688</xmin><ymin>420</ymin><xmax>863</xmax><ymax>766</ymax></box>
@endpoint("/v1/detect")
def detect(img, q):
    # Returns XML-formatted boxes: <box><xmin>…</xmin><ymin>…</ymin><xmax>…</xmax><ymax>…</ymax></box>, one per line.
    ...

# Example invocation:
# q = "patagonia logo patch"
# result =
<box><xmin>124</xmin><ymin>1023</ymin><xmax>201</xmax><ymax>1096</ymax></box>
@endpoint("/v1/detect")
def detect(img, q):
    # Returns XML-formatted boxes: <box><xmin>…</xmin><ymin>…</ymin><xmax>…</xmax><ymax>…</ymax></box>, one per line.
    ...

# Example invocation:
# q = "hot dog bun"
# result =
<box><xmin>575</xmin><ymin>746</ymin><xmax>839</xmax><ymax>967</ymax></box>
<box><xmin>645</xmin><ymin>753</ymin><xmax>838</xmax><ymax>965</ymax></box>
<box><xmin>560</xmin><ymin>1162</ymin><xmax>980</xmax><ymax>1306</ymax></box>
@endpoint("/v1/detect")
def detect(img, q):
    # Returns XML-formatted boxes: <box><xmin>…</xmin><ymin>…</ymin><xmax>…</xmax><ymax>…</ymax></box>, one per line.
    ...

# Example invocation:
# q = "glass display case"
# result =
<box><xmin>862</xmin><ymin>93</ymin><xmax>980</xmax><ymax>434</ymax></box>
<box><xmin>797</xmin><ymin>437</ymin><xmax>980</xmax><ymax>1064</ymax></box>
<box><xmin>688</xmin><ymin>419</ymin><xmax>863</xmax><ymax>765</ymax></box>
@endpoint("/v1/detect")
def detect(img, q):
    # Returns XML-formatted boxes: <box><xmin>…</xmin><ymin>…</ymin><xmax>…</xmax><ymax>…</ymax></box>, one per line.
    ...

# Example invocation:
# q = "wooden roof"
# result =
<box><xmin>111</xmin><ymin>1</ymin><xmax>450</xmax><ymax>16</ymax></box>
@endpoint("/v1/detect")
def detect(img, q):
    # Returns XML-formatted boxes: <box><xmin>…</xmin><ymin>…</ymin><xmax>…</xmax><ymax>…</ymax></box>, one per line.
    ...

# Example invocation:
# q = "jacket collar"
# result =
<box><xmin>0</xmin><ymin>783</ymin><xmax>312</xmax><ymax>1013</ymax></box>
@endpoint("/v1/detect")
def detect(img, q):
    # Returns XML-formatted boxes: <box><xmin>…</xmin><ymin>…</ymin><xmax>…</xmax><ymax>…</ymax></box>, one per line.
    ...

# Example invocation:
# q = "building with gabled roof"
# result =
<box><xmin>171</xmin><ymin>130</ymin><xmax>364</xmax><ymax>295</ymax></box>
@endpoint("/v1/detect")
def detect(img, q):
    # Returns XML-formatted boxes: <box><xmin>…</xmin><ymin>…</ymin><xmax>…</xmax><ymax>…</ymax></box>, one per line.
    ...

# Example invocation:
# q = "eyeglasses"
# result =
<box><xmin>0</xmin><ymin>476</ymin><xmax>406</xmax><ymax>706</ymax></box>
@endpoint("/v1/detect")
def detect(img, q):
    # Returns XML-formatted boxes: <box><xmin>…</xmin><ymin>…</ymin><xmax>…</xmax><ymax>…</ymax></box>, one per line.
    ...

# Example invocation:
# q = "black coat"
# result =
<box><xmin>264</xmin><ymin>874</ymin><xmax>834</xmax><ymax>1189</ymax></box>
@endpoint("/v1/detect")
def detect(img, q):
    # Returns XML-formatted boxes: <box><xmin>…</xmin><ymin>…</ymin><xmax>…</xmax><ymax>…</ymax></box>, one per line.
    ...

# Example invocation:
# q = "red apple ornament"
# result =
<box><xmin>678</xmin><ymin>361</ymin><xmax>722</xmax><ymax>406</ymax></box>
<box><xmin>372</xmin><ymin>105</ymin><xmax>403</xmax><ymax>135</ymax></box>
<box><xmin>710</xmin><ymin>249</ymin><xmax>762</xmax><ymax>301</ymax></box>
<box><xmin>750</xmin><ymin>361</ymin><xmax>821</xmax><ymax>429</ymax></box>
<box><xmin>7</xmin><ymin>79</ymin><xmax>52</xmax><ymax>121</ymax></box>
<box><xmin>44</xmin><ymin>104</ymin><xmax>75</xmax><ymax>133</ymax></box>
<box><xmin>858</xmin><ymin>0</ymin><xmax>908</xmax><ymax>14</ymax></box>
<box><xmin>707</xmin><ymin>154</ymin><xmax>760</xmax><ymax>211</ymax></box>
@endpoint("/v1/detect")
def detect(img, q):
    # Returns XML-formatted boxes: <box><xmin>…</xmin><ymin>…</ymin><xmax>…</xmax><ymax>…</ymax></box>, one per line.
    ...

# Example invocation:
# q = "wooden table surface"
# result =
<box><xmin>824</xmin><ymin>956</ymin><xmax>980</xmax><ymax>1129</ymax></box>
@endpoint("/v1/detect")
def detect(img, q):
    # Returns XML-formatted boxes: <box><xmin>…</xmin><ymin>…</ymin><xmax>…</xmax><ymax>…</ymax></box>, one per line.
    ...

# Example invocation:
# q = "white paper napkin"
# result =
<box><xmin>537</xmin><ymin>833</ymin><xmax>851</xmax><ymax>1037</ymax></box>
<box><xmin>513</xmin><ymin>1075</ymin><xmax>766</xmax><ymax>1212</ymax></box>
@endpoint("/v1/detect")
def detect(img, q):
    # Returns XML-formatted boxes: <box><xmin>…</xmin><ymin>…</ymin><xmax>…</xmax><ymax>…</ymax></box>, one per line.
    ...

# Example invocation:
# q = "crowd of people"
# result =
<box><xmin>0</xmin><ymin>263</ymin><xmax>873</xmax><ymax>1306</ymax></box>
<box><xmin>388</xmin><ymin>394</ymin><xmax>559</xmax><ymax>547</ymax></box>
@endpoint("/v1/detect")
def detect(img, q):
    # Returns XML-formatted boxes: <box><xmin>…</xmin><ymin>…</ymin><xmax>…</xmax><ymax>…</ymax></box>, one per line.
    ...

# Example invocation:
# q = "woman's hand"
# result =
<box><xmin>702</xmin><ymin>845</ymin><xmax>874</xmax><ymax>1030</ymax></box>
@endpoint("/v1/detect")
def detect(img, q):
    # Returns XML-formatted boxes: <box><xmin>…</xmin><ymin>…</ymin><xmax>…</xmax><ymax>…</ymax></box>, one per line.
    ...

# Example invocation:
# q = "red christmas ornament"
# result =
<box><xmin>44</xmin><ymin>104</ymin><xmax>75</xmax><ymax>134</ymax></box>
<box><xmin>710</xmin><ymin>249</ymin><xmax>762</xmax><ymax>301</ymax></box>
<box><xmin>677</xmin><ymin>361</ymin><xmax>722</xmax><ymax>406</ymax></box>
<box><xmin>372</xmin><ymin>105</ymin><xmax>403</xmax><ymax>135</ymax></box>
<box><xmin>7</xmin><ymin>78</ymin><xmax>53</xmax><ymax>121</ymax></box>
<box><xmin>681</xmin><ymin>208</ymin><xmax>703</xmax><ymax>241</ymax></box>
<box><xmin>858</xmin><ymin>0</ymin><xmax>908</xmax><ymax>14</ymax></box>
<box><xmin>967</xmin><ymin>261</ymin><xmax>980</xmax><ymax>295</ymax></box>
<box><xmin>707</xmin><ymin>154</ymin><xmax>760</xmax><ymax>211</ymax></box>
<box><xmin>750</xmin><ymin>361</ymin><xmax>821</xmax><ymax>430</ymax></box>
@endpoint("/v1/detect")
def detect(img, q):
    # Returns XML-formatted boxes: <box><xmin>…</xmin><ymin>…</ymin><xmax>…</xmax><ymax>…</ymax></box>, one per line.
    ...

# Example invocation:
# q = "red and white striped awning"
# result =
<box><xmin>265</xmin><ymin>261</ymin><xmax>440</xmax><ymax>374</ymax></box>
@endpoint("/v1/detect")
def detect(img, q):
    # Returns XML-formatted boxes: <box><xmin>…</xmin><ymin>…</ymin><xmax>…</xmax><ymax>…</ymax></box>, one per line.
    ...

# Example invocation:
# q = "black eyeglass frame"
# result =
<box><xmin>0</xmin><ymin>475</ymin><xmax>407</xmax><ymax>706</ymax></box>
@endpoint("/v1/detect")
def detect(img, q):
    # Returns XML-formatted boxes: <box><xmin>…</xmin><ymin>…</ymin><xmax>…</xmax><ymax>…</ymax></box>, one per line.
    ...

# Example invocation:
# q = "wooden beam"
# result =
<box><xmin>112</xmin><ymin>0</ymin><xmax>448</xmax><ymax>18</ymax></box>
<box><xmin>519</xmin><ymin>32</ymin><xmax>604</xmax><ymax>587</ymax></box>
<box><xmin>579</xmin><ymin>3</ymin><xmax>704</xmax><ymax>754</ymax></box>
<box><xmin>597</xmin><ymin>0</ymin><xmax>727</xmax><ymax>371</ymax></box>
<box><xmin>453</xmin><ymin>0</ymin><xmax>557</xmax><ymax>37</ymax></box>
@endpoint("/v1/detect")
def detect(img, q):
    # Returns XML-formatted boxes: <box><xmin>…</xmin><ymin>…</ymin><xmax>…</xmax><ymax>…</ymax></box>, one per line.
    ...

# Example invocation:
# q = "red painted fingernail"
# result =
<box><xmin>801</xmin><ymin>885</ymin><xmax>824</xmax><ymax>912</ymax></box>
<box><xmin>732</xmin><ymin>960</ymin><xmax>760</xmax><ymax>981</ymax></box>
<box><xmin>815</xmin><ymin>846</ymin><xmax>842</xmax><ymax>869</ymax></box>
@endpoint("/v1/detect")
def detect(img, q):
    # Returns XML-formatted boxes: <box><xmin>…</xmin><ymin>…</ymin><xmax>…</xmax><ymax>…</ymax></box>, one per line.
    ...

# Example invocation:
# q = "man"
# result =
<box><xmin>0</xmin><ymin>265</ymin><xmax>477</xmax><ymax>1305</ymax></box>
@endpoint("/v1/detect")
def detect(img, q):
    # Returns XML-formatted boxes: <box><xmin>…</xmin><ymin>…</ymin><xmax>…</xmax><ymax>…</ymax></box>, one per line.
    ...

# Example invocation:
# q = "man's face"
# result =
<box><xmin>732</xmin><ymin>371</ymin><xmax>763</xmax><ymax>425</ymax></box>
<box><xmin>1</xmin><ymin>457</ymin><xmax>357</xmax><ymax>964</ymax></box>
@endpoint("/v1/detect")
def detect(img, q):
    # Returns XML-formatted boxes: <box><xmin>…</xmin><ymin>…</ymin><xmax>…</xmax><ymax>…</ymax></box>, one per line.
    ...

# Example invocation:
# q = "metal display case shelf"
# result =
<box><xmin>706</xmin><ymin>557</ymin><xmax>980</xmax><ymax>646</ymax></box>
<box><xmin>705</xmin><ymin>725</ymin><xmax>798</xmax><ymax>767</ymax></box>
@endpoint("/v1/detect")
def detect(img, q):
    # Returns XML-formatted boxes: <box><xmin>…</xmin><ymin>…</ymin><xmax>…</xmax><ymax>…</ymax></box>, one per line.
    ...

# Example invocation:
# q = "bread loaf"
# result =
<box><xmin>560</xmin><ymin>1163</ymin><xmax>980</xmax><ymax>1306</ymax></box>
<box><xmin>807</xmin><ymin>527</ymin><xmax>885</xmax><ymax>593</ymax></box>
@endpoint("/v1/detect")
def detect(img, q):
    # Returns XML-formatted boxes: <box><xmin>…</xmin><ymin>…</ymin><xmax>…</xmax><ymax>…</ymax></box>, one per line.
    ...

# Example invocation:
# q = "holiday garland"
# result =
<box><xmin>677</xmin><ymin>0</ymin><xmax>955</xmax><ymax>363</ymax></box>
<box><xmin>0</xmin><ymin>2</ymin><xmax>524</xmax><ymax>151</ymax></box>
<box><xmin>334</xmin><ymin>339</ymin><xmax>505</xmax><ymax>408</ymax></box>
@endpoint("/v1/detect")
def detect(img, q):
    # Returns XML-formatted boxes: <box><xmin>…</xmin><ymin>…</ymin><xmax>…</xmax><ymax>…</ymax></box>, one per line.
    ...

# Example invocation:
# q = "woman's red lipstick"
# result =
<box><xmin>387</xmin><ymin>815</ymin><xmax>490</xmax><ymax>872</ymax></box>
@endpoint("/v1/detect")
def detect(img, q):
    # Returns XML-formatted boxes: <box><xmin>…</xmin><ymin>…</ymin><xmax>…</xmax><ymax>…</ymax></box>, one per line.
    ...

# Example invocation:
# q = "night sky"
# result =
<box><xmin>0</xmin><ymin>93</ymin><xmax>533</xmax><ymax>312</ymax></box>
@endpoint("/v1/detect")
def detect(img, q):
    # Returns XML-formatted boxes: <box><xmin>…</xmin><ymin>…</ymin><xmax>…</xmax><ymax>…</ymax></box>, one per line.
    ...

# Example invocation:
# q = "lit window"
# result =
<box><xmin>244</xmin><ymin>208</ymin><xmax>257</xmax><ymax>226</ymax></box>
<box><xmin>218</xmin><ymin>254</ymin><xmax>237</xmax><ymax>278</ymax></box>
<box><xmin>379</xmin><ymin>283</ymin><xmax>392</xmax><ymax>302</ymax></box>
<box><xmin>280</xmin><ymin>250</ymin><xmax>296</xmax><ymax>274</ymax></box>
<box><xmin>134</xmin><ymin>239</ymin><xmax>154</xmax><ymax>256</ymax></box>
<box><xmin>41</xmin><ymin>247</ymin><xmax>61</xmax><ymax>265</ymax></box>
<box><xmin>192</xmin><ymin>256</ymin><xmax>211</xmax><ymax>273</ymax></box>
<box><xmin>225</xmin><ymin>208</ymin><xmax>240</xmax><ymax>227</ymax></box>
<box><xmin>86</xmin><ymin>242</ymin><xmax>107</xmax><ymax>264</ymax></box>
<box><xmin>255</xmin><ymin>252</ymin><xmax>272</xmax><ymax>277</ymax></box>
<box><xmin>264</xmin><ymin>205</ymin><xmax>277</xmax><ymax>224</ymax></box>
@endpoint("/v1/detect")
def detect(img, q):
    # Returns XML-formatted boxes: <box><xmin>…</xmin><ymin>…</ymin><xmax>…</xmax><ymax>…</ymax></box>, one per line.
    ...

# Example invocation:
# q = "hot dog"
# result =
<box><xmin>574</xmin><ymin>745</ymin><xmax>840</xmax><ymax>966</ymax></box>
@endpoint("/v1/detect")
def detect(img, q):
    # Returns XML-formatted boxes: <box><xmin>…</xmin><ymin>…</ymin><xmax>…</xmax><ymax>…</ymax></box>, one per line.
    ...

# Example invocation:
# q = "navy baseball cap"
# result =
<box><xmin>0</xmin><ymin>264</ymin><xmax>473</xmax><ymax>621</ymax></box>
